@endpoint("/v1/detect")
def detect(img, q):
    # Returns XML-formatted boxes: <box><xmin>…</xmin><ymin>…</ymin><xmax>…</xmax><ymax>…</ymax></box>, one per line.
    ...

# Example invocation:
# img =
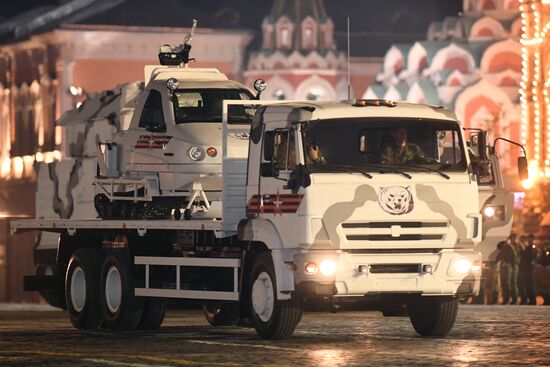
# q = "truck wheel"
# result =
<box><xmin>202</xmin><ymin>302</ymin><xmax>239</xmax><ymax>326</ymax></box>
<box><xmin>65</xmin><ymin>249</ymin><xmax>103</xmax><ymax>330</ymax></box>
<box><xmin>99</xmin><ymin>250</ymin><xmax>143</xmax><ymax>330</ymax></box>
<box><xmin>408</xmin><ymin>296</ymin><xmax>458</xmax><ymax>337</ymax></box>
<box><xmin>249</xmin><ymin>252</ymin><xmax>302</xmax><ymax>339</ymax></box>
<box><xmin>137</xmin><ymin>298</ymin><xmax>166</xmax><ymax>330</ymax></box>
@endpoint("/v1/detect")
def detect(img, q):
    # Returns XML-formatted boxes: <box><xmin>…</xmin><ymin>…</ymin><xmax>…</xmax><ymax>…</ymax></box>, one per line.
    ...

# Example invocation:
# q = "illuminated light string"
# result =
<box><xmin>520</xmin><ymin>1</ymin><xmax>550</xmax><ymax>177</ymax></box>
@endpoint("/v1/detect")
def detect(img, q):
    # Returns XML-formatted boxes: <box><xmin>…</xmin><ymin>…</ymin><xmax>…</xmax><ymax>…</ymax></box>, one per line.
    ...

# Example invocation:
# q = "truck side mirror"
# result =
<box><xmin>263</xmin><ymin>131</ymin><xmax>275</xmax><ymax>161</ymax></box>
<box><xmin>260</xmin><ymin>162</ymin><xmax>279</xmax><ymax>177</ymax></box>
<box><xmin>478</xmin><ymin>131</ymin><xmax>487</xmax><ymax>160</ymax></box>
<box><xmin>518</xmin><ymin>156</ymin><xmax>528</xmax><ymax>181</ymax></box>
<box><xmin>286</xmin><ymin>164</ymin><xmax>311</xmax><ymax>193</ymax></box>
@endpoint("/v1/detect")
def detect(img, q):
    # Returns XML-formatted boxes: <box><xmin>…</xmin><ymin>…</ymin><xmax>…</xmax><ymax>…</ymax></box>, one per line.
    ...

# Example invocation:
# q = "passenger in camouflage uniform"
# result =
<box><xmin>380</xmin><ymin>127</ymin><xmax>429</xmax><ymax>165</ymax></box>
<box><xmin>306</xmin><ymin>143</ymin><xmax>327</xmax><ymax>165</ymax></box>
<box><xmin>497</xmin><ymin>239</ymin><xmax>516</xmax><ymax>304</ymax></box>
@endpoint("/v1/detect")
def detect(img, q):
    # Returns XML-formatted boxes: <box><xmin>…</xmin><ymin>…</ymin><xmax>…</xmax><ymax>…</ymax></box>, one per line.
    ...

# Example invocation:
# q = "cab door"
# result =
<box><xmin>475</xmin><ymin>153</ymin><xmax>514</xmax><ymax>261</ymax></box>
<box><xmin>252</xmin><ymin>127</ymin><xmax>305</xmax><ymax>238</ymax></box>
<box><xmin>124</xmin><ymin>88</ymin><xmax>171</xmax><ymax>173</ymax></box>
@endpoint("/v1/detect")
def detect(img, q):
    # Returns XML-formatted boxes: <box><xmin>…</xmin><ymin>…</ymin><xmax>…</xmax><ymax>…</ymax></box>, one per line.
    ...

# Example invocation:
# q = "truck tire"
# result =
<box><xmin>249</xmin><ymin>252</ymin><xmax>302</xmax><ymax>339</ymax></box>
<box><xmin>202</xmin><ymin>302</ymin><xmax>239</xmax><ymax>326</ymax></box>
<box><xmin>99</xmin><ymin>250</ymin><xmax>143</xmax><ymax>330</ymax></box>
<box><xmin>408</xmin><ymin>296</ymin><xmax>458</xmax><ymax>337</ymax></box>
<box><xmin>137</xmin><ymin>298</ymin><xmax>166</xmax><ymax>330</ymax></box>
<box><xmin>65</xmin><ymin>249</ymin><xmax>103</xmax><ymax>330</ymax></box>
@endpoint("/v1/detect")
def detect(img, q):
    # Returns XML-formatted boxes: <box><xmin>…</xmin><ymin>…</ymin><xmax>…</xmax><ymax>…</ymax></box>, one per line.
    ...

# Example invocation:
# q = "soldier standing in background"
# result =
<box><xmin>509</xmin><ymin>233</ymin><xmax>521</xmax><ymax>304</ymax></box>
<box><xmin>497</xmin><ymin>240</ymin><xmax>516</xmax><ymax>304</ymax></box>
<box><xmin>519</xmin><ymin>234</ymin><xmax>539</xmax><ymax>305</ymax></box>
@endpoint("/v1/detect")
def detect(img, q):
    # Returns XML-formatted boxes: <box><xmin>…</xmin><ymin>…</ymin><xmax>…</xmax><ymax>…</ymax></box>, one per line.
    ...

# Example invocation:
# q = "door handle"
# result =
<box><xmin>164</xmin><ymin>152</ymin><xmax>174</xmax><ymax>157</ymax></box>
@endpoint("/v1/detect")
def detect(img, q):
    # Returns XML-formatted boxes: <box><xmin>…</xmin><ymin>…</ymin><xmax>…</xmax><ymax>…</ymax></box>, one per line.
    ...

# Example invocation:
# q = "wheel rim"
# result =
<box><xmin>251</xmin><ymin>271</ymin><xmax>274</xmax><ymax>322</ymax></box>
<box><xmin>70</xmin><ymin>266</ymin><xmax>86</xmax><ymax>313</ymax></box>
<box><xmin>105</xmin><ymin>265</ymin><xmax>122</xmax><ymax>314</ymax></box>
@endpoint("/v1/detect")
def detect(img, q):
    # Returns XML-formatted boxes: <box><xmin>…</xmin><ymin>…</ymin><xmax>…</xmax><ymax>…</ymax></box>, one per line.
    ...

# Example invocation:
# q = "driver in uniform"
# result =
<box><xmin>380</xmin><ymin>126</ymin><xmax>429</xmax><ymax>164</ymax></box>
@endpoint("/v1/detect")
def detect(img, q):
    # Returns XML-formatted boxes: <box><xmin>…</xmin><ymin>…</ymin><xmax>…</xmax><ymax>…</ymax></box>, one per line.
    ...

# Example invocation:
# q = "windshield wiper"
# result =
<box><xmin>394</xmin><ymin>164</ymin><xmax>450</xmax><ymax>180</ymax></box>
<box><xmin>309</xmin><ymin>164</ymin><xmax>372</xmax><ymax>179</ymax></box>
<box><xmin>355</xmin><ymin>163</ymin><xmax>412</xmax><ymax>179</ymax></box>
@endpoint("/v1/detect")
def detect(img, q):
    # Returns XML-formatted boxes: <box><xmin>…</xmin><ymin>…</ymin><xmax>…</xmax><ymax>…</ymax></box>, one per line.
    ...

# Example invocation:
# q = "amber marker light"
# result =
<box><xmin>305</xmin><ymin>262</ymin><xmax>318</xmax><ymax>274</ymax></box>
<box><xmin>207</xmin><ymin>147</ymin><xmax>217</xmax><ymax>157</ymax></box>
<box><xmin>352</xmin><ymin>99</ymin><xmax>396</xmax><ymax>108</ymax></box>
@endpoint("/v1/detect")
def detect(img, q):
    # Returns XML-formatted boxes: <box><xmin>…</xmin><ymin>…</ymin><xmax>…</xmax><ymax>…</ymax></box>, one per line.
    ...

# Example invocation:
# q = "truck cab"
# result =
<box><xmin>94</xmin><ymin>67</ymin><xmax>257</xmax><ymax>219</ymax></box>
<box><xmin>238</xmin><ymin>100</ymin><xmax>483</xmax><ymax>299</ymax></box>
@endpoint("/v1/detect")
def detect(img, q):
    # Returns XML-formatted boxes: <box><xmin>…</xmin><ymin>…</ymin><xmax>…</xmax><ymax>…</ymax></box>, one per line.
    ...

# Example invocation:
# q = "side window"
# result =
<box><xmin>437</xmin><ymin>130</ymin><xmax>462</xmax><ymax>165</ymax></box>
<box><xmin>139</xmin><ymin>90</ymin><xmax>166</xmax><ymax>132</ymax></box>
<box><xmin>273</xmin><ymin>129</ymin><xmax>296</xmax><ymax>171</ymax></box>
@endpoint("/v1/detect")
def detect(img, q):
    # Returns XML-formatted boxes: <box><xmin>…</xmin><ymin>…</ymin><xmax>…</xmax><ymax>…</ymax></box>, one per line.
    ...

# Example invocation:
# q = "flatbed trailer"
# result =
<box><xmin>11</xmin><ymin>219</ymin><xmax>223</xmax><ymax>236</ymax></box>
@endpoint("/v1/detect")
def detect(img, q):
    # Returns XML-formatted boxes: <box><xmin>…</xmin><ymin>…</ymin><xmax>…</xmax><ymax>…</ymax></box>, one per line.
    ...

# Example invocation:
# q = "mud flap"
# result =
<box><xmin>271</xmin><ymin>249</ymin><xmax>297</xmax><ymax>301</ymax></box>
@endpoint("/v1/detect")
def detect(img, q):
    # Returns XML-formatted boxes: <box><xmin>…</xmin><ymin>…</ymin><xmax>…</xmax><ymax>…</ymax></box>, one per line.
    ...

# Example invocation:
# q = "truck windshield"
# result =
<box><xmin>173</xmin><ymin>89</ymin><xmax>253</xmax><ymax>124</ymax></box>
<box><xmin>302</xmin><ymin>118</ymin><xmax>467</xmax><ymax>172</ymax></box>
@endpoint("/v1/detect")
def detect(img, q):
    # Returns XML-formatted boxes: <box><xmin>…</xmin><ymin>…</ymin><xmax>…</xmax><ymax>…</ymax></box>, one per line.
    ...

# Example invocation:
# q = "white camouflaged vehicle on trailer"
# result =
<box><xmin>12</xmin><ymin>98</ymin><xmax>528</xmax><ymax>339</ymax></box>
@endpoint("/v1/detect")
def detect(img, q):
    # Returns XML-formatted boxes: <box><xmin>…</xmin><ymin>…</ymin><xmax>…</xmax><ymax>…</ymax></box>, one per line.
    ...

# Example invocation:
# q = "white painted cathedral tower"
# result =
<box><xmin>244</xmin><ymin>0</ymin><xmax>348</xmax><ymax>100</ymax></box>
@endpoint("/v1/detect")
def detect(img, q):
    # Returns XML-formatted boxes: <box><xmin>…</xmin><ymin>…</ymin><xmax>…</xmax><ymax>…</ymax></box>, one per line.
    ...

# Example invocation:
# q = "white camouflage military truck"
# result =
<box><xmin>12</xmin><ymin>99</ymin><xmax>528</xmax><ymax>339</ymax></box>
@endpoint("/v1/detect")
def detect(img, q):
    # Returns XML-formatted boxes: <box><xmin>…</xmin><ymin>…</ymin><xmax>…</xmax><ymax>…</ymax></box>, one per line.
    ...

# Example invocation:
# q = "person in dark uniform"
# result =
<box><xmin>497</xmin><ymin>240</ymin><xmax>516</xmax><ymax>304</ymax></box>
<box><xmin>509</xmin><ymin>233</ymin><xmax>521</xmax><ymax>304</ymax></box>
<box><xmin>518</xmin><ymin>233</ymin><xmax>539</xmax><ymax>305</ymax></box>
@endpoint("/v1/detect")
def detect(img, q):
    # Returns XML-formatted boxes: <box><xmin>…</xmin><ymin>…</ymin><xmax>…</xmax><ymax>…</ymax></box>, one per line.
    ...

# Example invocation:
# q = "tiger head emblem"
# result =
<box><xmin>378</xmin><ymin>186</ymin><xmax>414</xmax><ymax>215</ymax></box>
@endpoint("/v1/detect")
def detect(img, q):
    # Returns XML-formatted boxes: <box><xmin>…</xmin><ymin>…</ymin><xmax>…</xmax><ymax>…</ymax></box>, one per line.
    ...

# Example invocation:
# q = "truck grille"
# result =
<box><xmin>341</xmin><ymin>221</ymin><xmax>448</xmax><ymax>243</ymax></box>
<box><xmin>346</xmin><ymin>234</ymin><xmax>443</xmax><ymax>241</ymax></box>
<box><xmin>369</xmin><ymin>264</ymin><xmax>421</xmax><ymax>273</ymax></box>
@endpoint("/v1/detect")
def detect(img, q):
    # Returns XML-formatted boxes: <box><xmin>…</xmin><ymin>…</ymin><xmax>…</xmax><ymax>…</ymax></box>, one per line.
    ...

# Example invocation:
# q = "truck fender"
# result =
<box><xmin>239</xmin><ymin>219</ymin><xmax>297</xmax><ymax>300</ymax></box>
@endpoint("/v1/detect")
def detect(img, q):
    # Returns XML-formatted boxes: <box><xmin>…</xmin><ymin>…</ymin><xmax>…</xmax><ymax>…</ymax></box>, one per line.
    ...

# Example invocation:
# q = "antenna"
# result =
<box><xmin>347</xmin><ymin>17</ymin><xmax>351</xmax><ymax>100</ymax></box>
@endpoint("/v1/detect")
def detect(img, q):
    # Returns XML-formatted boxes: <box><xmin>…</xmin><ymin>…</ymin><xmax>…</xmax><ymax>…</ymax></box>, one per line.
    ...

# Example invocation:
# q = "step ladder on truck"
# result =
<box><xmin>12</xmin><ymin>99</ymin><xmax>528</xmax><ymax>339</ymax></box>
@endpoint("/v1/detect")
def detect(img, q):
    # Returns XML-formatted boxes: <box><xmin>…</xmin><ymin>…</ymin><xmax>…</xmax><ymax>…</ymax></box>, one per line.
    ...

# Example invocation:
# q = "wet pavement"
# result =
<box><xmin>0</xmin><ymin>305</ymin><xmax>548</xmax><ymax>366</ymax></box>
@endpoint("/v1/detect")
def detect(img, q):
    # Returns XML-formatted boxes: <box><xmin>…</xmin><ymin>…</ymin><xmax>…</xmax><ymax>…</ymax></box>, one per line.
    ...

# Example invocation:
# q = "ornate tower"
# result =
<box><xmin>244</xmin><ymin>0</ymin><xmax>348</xmax><ymax>100</ymax></box>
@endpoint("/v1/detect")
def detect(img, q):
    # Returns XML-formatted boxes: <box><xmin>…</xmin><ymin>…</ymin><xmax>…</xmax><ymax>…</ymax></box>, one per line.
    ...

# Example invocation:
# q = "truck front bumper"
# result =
<box><xmin>293</xmin><ymin>249</ymin><xmax>481</xmax><ymax>297</ymax></box>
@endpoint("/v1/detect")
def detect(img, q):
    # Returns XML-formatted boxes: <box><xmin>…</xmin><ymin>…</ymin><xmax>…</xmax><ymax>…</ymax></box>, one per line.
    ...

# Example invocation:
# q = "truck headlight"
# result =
<box><xmin>188</xmin><ymin>146</ymin><xmax>205</xmax><ymax>161</ymax></box>
<box><xmin>454</xmin><ymin>258</ymin><xmax>472</xmax><ymax>274</ymax></box>
<box><xmin>319</xmin><ymin>260</ymin><xmax>337</xmax><ymax>276</ymax></box>
<box><xmin>482</xmin><ymin>205</ymin><xmax>505</xmax><ymax>221</ymax></box>
<box><xmin>483</xmin><ymin>206</ymin><xmax>495</xmax><ymax>217</ymax></box>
